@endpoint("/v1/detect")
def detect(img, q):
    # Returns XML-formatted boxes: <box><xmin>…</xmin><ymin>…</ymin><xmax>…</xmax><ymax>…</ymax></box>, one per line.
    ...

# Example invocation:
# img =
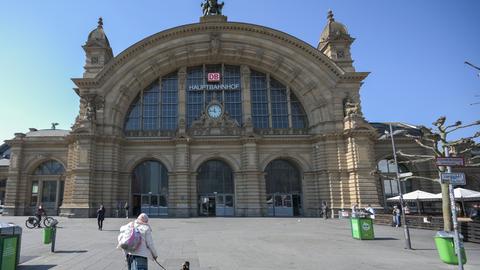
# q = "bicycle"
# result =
<box><xmin>25</xmin><ymin>215</ymin><xmax>55</xmax><ymax>229</ymax></box>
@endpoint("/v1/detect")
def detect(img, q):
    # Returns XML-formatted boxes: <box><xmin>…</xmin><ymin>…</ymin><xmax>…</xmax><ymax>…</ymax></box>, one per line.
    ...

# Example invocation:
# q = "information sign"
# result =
<box><xmin>440</xmin><ymin>172</ymin><xmax>466</xmax><ymax>185</ymax></box>
<box><xmin>436</xmin><ymin>157</ymin><xmax>464</xmax><ymax>167</ymax></box>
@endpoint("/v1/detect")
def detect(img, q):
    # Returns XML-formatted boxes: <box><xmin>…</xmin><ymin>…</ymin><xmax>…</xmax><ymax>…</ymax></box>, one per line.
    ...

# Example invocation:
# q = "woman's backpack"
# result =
<box><xmin>117</xmin><ymin>222</ymin><xmax>142</xmax><ymax>252</ymax></box>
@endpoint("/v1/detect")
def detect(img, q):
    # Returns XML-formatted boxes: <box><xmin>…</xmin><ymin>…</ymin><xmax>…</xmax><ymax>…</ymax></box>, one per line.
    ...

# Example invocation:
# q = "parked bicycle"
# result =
<box><xmin>25</xmin><ymin>215</ymin><xmax>55</xmax><ymax>229</ymax></box>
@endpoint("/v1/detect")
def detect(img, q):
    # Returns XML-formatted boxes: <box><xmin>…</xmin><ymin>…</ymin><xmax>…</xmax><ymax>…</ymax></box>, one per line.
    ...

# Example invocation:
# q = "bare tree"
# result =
<box><xmin>396</xmin><ymin>116</ymin><xmax>480</xmax><ymax>231</ymax></box>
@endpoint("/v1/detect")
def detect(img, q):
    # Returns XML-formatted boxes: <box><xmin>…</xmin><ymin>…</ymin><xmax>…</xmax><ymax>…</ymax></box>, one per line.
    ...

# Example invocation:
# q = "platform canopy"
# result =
<box><xmin>387</xmin><ymin>190</ymin><xmax>439</xmax><ymax>202</ymax></box>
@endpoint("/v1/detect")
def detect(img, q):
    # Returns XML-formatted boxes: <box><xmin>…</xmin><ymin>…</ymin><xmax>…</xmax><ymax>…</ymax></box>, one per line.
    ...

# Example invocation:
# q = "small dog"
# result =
<box><xmin>181</xmin><ymin>261</ymin><xmax>190</xmax><ymax>270</ymax></box>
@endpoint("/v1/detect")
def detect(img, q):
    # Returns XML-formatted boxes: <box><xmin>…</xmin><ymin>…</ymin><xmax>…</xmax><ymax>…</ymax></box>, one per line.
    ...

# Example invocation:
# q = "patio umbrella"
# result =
<box><xmin>434</xmin><ymin>188</ymin><xmax>480</xmax><ymax>216</ymax></box>
<box><xmin>387</xmin><ymin>190</ymin><xmax>439</xmax><ymax>214</ymax></box>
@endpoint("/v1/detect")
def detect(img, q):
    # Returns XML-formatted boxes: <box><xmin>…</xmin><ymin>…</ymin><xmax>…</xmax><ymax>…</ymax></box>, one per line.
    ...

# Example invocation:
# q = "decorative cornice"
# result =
<box><xmin>72</xmin><ymin>22</ymin><xmax>368</xmax><ymax>89</ymax></box>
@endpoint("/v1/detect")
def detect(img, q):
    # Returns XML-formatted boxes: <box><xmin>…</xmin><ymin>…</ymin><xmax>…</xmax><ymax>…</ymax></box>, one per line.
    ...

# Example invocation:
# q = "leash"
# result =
<box><xmin>154</xmin><ymin>258</ymin><xmax>167</xmax><ymax>270</ymax></box>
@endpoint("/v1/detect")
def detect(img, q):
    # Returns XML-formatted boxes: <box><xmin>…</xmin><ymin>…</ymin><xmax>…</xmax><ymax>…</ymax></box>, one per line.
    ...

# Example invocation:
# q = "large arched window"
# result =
<box><xmin>377</xmin><ymin>159</ymin><xmax>412</xmax><ymax>198</ymax></box>
<box><xmin>250</xmin><ymin>71</ymin><xmax>307</xmax><ymax>129</ymax></box>
<box><xmin>31</xmin><ymin>160</ymin><xmax>65</xmax><ymax>210</ymax></box>
<box><xmin>132</xmin><ymin>160</ymin><xmax>169</xmax><ymax>216</ymax></box>
<box><xmin>124</xmin><ymin>72</ymin><xmax>178</xmax><ymax>133</ymax></box>
<box><xmin>264</xmin><ymin>159</ymin><xmax>302</xmax><ymax>216</ymax></box>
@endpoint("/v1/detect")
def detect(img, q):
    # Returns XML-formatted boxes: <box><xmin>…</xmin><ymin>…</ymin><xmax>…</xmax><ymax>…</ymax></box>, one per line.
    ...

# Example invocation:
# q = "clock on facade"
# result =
<box><xmin>207</xmin><ymin>104</ymin><xmax>222</xmax><ymax>119</ymax></box>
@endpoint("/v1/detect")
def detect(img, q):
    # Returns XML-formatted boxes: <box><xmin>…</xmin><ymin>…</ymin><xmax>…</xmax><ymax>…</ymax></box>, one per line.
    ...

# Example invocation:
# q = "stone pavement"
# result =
<box><xmin>0</xmin><ymin>216</ymin><xmax>479</xmax><ymax>270</ymax></box>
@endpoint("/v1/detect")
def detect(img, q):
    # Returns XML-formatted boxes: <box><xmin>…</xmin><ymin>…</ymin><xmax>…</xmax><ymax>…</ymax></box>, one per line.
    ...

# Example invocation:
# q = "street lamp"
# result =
<box><xmin>384</xmin><ymin>123</ymin><xmax>412</xmax><ymax>250</ymax></box>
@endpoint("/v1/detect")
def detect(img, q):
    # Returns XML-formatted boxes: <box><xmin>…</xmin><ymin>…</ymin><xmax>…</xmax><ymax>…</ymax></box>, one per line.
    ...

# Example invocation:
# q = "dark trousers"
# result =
<box><xmin>127</xmin><ymin>254</ymin><xmax>148</xmax><ymax>270</ymax></box>
<box><xmin>97</xmin><ymin>218</ymin><xmax>104</xmax><ymax>230</ymax></box>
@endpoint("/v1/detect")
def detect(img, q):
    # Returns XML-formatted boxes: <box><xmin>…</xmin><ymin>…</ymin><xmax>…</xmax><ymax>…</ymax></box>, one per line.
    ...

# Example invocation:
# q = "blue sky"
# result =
<box><xmin>0</xmin><ymin>0</ymin><xmax>479</xmax><ymax>143</ymax></box>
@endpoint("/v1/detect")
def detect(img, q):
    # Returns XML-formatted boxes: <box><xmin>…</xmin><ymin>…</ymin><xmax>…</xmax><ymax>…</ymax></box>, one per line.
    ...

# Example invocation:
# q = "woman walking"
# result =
<box><xmin>97</xmin><ymin>204</ymin><xmax>106</xmax><ymax>230</ymax></box>
<box><xmin>126</xmin><ymin>213</ymin><xmax>158</xmax><ymax>270</ymax></box>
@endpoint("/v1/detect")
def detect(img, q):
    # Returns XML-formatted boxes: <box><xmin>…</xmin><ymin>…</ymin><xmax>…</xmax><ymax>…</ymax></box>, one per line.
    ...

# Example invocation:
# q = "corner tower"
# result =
<box><xmin>82</xmin><ymin>18</ymin><xmax>113</xmax><ymax>78</ymax></box>
<box><xmin>318</xmin><ymin>11</ymin><xmax>355</xmax><ymax>72</ymax></box>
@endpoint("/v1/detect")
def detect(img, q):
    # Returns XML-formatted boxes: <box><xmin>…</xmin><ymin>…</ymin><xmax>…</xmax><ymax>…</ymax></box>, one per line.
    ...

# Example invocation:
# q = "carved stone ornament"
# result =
<box><xmin>343</xmin><ymin>97</ymin><xmax>362</xmax><ymax>117</ymax></box>
<box><xmin>210</xmin><ymin>33</ymin><xmax>221</xmax><ymax>55</ymax></box>
<box><xmin>189</xmin><ymin>110</ymin><xmax>241</xmax><ymax>136</ymax></box>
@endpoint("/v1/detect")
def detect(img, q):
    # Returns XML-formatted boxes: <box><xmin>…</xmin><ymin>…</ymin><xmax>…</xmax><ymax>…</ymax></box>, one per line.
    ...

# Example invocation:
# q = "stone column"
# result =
<box><xmin>4</xmin><ymin>133</ymin><xmax>26</xmax><ymax>216</ymax></box>
<box><xmin>178</xmin><ymin>67</ymin><xmax>187</xmax><ymax>129</ymax></box>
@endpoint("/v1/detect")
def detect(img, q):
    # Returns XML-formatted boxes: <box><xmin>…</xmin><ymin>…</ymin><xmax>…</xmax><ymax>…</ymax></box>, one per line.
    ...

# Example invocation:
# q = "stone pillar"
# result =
<box><xmin>343</xmin><ymin>115</ymin><xmax>382</xmax><ymax>208</ymax></box>
<box><xmin>3</xmin><ymin>133</ymin><xmax>26</xmax><ymax>216</ymax></box>
<box><xmin>240</xmin><ymin>65</ymin><xmax>251</xmax><ymax>124</ymax></box>
<box><xmin>236</xmin><ymin>138</ymin><xmax>263</xmax><ymax>216</ymax></box>
<box><xmin>178</xmin><ymin>67</ymin><xmax>187</xmax><ymax>130</ymax></box>
<box><xmin>60</xmin><ymin>133</ymin><xmax>96</xmax><ymax>217</ymax></box>
<box><xmin>170</xmin><ymin>138</ymin><xmax>193</xmax><ymax>217</ymax></box>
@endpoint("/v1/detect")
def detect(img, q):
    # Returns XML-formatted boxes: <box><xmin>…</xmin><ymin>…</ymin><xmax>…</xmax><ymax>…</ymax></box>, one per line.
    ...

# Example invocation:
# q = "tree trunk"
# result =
<box><xmin>441</xmin><ymin>183</ymin><xmax>452</xmax><ymax>231</ymax></box>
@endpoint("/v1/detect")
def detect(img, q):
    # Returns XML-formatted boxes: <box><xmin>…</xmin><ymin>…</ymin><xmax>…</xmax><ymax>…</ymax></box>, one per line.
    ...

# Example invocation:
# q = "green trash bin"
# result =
<box><xmin>350</xmin><ymin>217</ymin><xmax>374</xmax><ymax>240</ymax></box>
<box><xmin>43</xmin><ymin>227</ymin><xmax>53</xmax><ymax>244</ymax></box>
<box><xmin>0</xmin><ymin>223</ymin><xmax>22</xmax><ymax>270</ymax></box>
<box><xmin>434</xmin><ymin>231</ymin><xmax>467</xmax><ymax>265</ymax></box>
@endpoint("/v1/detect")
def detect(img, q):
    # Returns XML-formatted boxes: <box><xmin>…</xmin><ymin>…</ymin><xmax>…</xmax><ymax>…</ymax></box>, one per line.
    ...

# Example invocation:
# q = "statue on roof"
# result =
<box><xmin>201</xmin><ymin>0</ymin><xmax>224</xmax><ymax>16</ymax></box>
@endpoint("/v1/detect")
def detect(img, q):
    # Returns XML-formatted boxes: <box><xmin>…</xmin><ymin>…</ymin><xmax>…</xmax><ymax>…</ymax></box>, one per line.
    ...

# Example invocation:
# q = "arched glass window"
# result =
<box><xmin>250</xmin><ymin>70</ymin><xmax>307</xmax><ymax>129</ymax></box>
<box><xmin>197</xmin><ymin>160</ymin><xmax>234</xmax><ymax>195</ymax></box>
<box><xmin>265</xmin><ymin>159</ymin><xmax>301</xmax><ymax>194</ymax></box>
<box><xmin>377</xmin><ymin>159</ymin><xmax>412</xmax><ymax>197</ymax></box>
<box><xmin>124</xmin><ymin>72</ymin><xmax>178</xmax><ymax>132</ymax></box>
<box><xmin>31</xmin><ymin>160</ymin><xmax>65</xmax><ymax>209</ymax></box>
<box><xmin>132</xmin><ymin>161</ymin><xmax>169</xmax><ymax>195</ymax></box>
<box><xmin>34</xmin><ymin>160</ymin><xmax>65</xmax><ymax>175</ymax></box>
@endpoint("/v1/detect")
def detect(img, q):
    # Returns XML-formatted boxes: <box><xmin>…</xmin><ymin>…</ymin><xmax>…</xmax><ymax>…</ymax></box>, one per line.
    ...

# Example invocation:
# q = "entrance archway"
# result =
<box><xmin>265</xmin><ymin>159</ymin><xmax>302</xmax><ymax>216</ymax></box>
<box><xmin>131</xmin><ymin>160</ymin><xmax>169</xmax><ymax>217</ymax></box>
<box><xmin>197</xmin><ymin>160</ymin><xmax>234</xmax><ymax>216</ymax></box>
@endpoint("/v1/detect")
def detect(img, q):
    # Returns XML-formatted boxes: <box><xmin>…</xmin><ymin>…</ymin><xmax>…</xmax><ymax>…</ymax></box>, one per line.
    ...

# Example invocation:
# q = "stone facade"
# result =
<box><xmin>2</xmin><ymin>12</ymin><xmax>453</xmax><ymax>218</ymax></box>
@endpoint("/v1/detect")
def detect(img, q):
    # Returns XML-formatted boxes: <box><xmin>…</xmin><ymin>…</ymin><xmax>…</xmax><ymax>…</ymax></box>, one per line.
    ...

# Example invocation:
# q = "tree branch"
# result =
<box><xmin>403</xmin><ymin>175</ymin><xmax>440</xmax><ymax>182</ymax></box>
<box><xmin>397</xmin><ymin>150</ymin><xmax>435</xmax><ymax>159</ymax></box>
<box><xmin>398</xmin><ymin>157</ymin><xmax>435</xmax><ymax>164</ymax></box>
<box><xmin>446</xmin><ymin>121</ymin><xmax>480</xmax><ymax>134</ymax></box>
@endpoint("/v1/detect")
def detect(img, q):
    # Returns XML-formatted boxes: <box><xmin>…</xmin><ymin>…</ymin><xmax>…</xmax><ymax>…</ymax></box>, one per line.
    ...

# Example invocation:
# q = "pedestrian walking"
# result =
<box><xmin>124</xmin><ymin>201</ymin><xmax>129</xmax><ymax>219</ymax></box>
<box><xmin>125</xmin><ymin>213</ymin><xmax>158</xmax><ymax>270</ymax></box>
<box><xmin>351</xmin><ymin>203</ymin><xmax>358</xmax><ymax>218</ymax></box>
<box><xmin>321</xmin><ymin>201</ymin><xmax>329</xmax><ymax>219</ymax></box>
<box><xmin>97</xmin><ymin>204</ymin><xmax>106</xmax><ymax>230</ymax></box>
<box><xmin>392</xmin><ymin>205</ymin><xmax>401</xmax><ymax>227</ymax></box>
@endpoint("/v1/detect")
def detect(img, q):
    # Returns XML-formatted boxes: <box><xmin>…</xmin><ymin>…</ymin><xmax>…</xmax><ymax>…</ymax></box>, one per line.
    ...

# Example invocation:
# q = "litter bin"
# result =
<box><xmin>434</xmin><ymin>231</ymin><xmax>467</xmax><ymax>265</ymax></box>
<box><xmin>43</xmin><ymin>227</ymin><xmax>53</xmax><ymax>244</ymax></box>
<box><xmin>350</xmin><ymin>217</ymin><xmax>374</xmax><ymax>240</ymax></box>
<box><xmin>0</xmin><ymin>223</ymin><xmax>22</xmax><ymax>270</ymax></box>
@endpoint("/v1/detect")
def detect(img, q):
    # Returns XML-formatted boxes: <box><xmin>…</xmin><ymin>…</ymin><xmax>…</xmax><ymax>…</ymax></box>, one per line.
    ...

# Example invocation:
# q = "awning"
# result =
<box><xmin>387</xmin><ymin>190</ymin><xmax>439</xmax><ymax>202</ymax></box>
<box><xmin>434</xmin><ymin>188</ymin><xmax>480</xmax><ymax>201</ymax></box>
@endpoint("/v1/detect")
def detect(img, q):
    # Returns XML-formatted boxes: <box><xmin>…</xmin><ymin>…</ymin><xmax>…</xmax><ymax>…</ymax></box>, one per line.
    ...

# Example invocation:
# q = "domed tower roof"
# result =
<box><xmin>318</xmin><ymin>10</ymin><xmax>352</xmax><ymax>49</ymax></box>
<box><xmin>85</xmin><ymin>17</ymin><xmax>110</xmax><ymax>48</ymax></box>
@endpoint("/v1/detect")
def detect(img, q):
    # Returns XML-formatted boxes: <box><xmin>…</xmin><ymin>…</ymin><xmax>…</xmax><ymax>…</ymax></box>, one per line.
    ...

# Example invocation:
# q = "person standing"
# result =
<box><xmin>321</xmin><ymin>201</ymin><xmax>329</xmax><ymax>219</ymax></box>
<box><xmin>392</xmin><ymin>205</ymin><xmax>401</xmax><ymax>227</ymax></box>
<box><xmin>365</xmin><ymin>204</ymin><xmax>375</xmax><ymax>219</ymax></box>
<box><xmin>97</xmin><ymin>204</ymin><xmax>106</xmax><ymax>230</ymax></box>
<box><xmin>351</xmin><ymin>203</ymin><xmax>358</xmax><ymax>218</ymax></box>
<box><xmin>124</xmin><ymin>201</ymin><xmax>129</xmax><ymax>219</ymax></box>
<box><xmin>126</xmin><ymin>213</ymin><xmax>158</xmax><ymax>270</ymax></box>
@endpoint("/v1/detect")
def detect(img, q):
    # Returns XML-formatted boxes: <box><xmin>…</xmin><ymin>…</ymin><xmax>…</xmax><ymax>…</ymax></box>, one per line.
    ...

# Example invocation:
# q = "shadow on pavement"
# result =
<box><xmin>19</xmin><ymin>265</ymin><xmax>56</xmax><ymax>270</ymax></box>
<box><xmin>54</xmin><ymin>250</ymin><xmax>88</xmax><ymax>254</ymax></box>
<box><xmin>374</xmin><ymin>237</ymin><xmax>399</xmax><ymax>240</ymax></box>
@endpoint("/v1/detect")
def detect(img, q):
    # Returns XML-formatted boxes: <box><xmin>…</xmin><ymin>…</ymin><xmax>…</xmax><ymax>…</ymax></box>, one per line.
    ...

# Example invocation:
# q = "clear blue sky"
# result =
<box><xmin>1</xmin><ymin>0</ymin><xmax>479</xmax><ymax>143</ymax></box>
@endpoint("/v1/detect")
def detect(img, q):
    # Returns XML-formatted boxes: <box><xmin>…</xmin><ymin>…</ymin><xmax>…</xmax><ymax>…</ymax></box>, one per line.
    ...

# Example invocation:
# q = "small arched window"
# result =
<box><xmin>377</xmin><ymin>159</ymin><xmax>412</xmax><ymax>198</ymax></box>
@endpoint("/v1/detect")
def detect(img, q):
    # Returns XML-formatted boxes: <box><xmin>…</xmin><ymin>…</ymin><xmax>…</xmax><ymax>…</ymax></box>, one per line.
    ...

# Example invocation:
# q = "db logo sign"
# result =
<box><xmin>208</xmin><ymin>72</ymin><xmax>221</xmax><ymax>82</ymax></box>
<box><xmin>362</xmin><ymin>223</ymin><xmax>370</xmax><ymax>231</ymax></box>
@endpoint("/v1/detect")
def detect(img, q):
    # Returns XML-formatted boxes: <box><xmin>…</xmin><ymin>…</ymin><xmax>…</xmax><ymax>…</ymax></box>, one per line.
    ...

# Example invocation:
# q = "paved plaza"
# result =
<box><xmin>1</xmin><ymin>216</ymin><xmax>479</xmax><ymax>270</ymax></box>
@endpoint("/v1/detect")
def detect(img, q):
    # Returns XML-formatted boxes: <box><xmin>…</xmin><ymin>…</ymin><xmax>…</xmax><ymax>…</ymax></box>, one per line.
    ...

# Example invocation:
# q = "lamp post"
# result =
<box><xmin>388</xmin><ymin>123</ymin><xmax>412</xmax><ymax>250</ymax></box>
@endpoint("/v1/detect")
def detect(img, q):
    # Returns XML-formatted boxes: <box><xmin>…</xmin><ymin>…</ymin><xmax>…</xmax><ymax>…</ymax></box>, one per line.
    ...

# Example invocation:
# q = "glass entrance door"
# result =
<box><xmin>267</xmin><ymin>193</ymin><xmax>294</xmax><ymax>216</ymax></box>
<box><xmin>215</xmin><ymin>194</ymin><xmax>234</xmax><ymax>216</ymax></box>
<box><xmin>140</xmin><ymin>193</ymin><xmax>168</xmax><ymax>217</ymax></box>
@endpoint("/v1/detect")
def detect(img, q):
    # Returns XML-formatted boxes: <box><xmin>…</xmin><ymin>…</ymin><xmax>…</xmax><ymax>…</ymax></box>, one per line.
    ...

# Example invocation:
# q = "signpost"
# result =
<box><xmin>436</xmin><ymin>157</ymin><xmax>464</xmax><ymax>167</ymax></box>
<box><xmin>440</xmin><ymin>172</ymin><xmax>466</xmax><ymax>186</ymax></box>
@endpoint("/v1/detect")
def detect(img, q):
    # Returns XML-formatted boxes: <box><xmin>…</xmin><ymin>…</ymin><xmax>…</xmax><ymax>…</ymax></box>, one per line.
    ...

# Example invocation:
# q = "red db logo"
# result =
<box><xmin>207</xmin><ymin>73</ymin><xmax>221</xmax><ymax>82</ymax></box>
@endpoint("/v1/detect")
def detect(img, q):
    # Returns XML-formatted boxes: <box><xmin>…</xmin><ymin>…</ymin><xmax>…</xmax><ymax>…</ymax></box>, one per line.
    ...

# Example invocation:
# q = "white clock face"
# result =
<box><xmin>207</xmin><ymin>104</ymin><xmax>222</xmax><ymax>119</ymax></box>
